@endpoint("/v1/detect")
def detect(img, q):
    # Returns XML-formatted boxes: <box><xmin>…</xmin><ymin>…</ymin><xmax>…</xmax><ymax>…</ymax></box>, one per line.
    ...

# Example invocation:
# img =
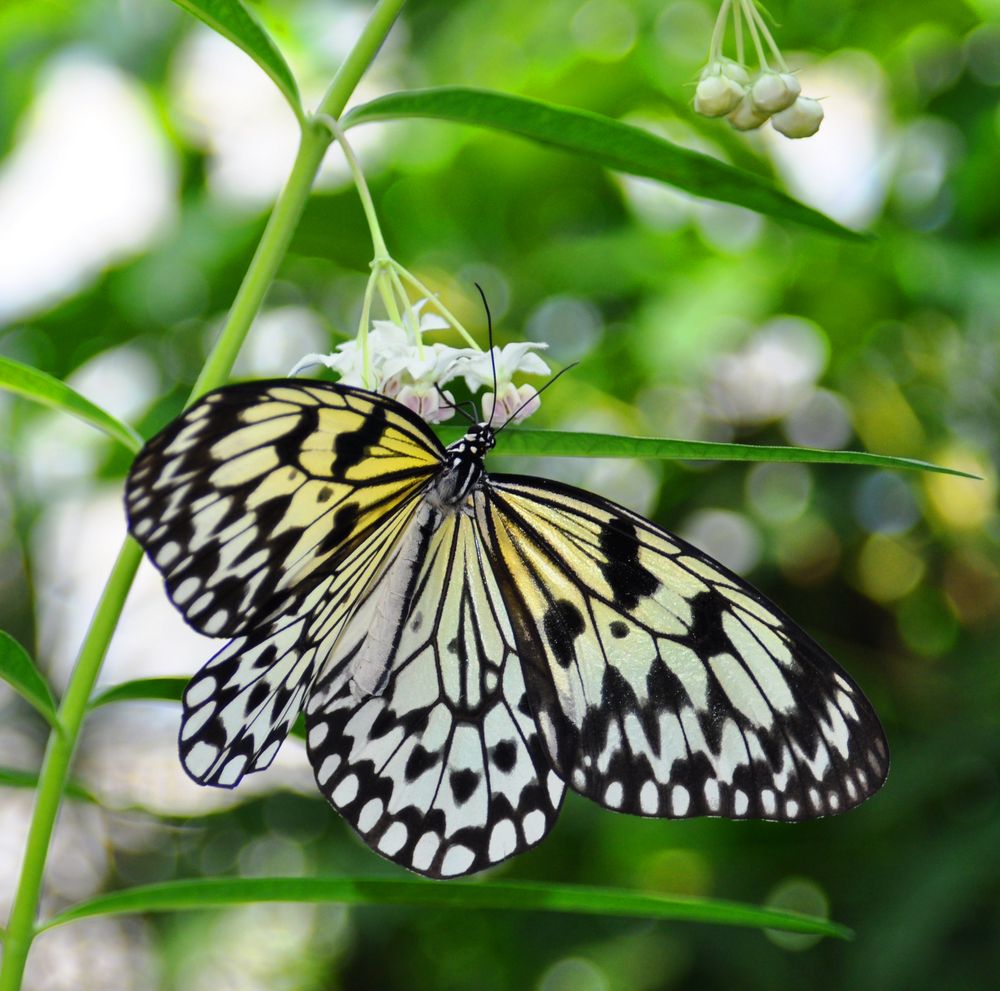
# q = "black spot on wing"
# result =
<box><xmin>598</xmin><ymin>521</ymin><xmax>660</xmax><ymax>609</ymax></box>
<box><xmin>331</xmin><ymin>404</ymin><xmax>387</xmax><ymax>477</ymax></box>
<box><xmin>490</xmin><ymin>739</ymin><xmax>517</xmax><ymax>773</ymax></box>
<box><xmin>450</xmin><ymin>768</ymin><xmax>481</xmax><ymax>805</ymax></box>
<box><xmin>404</xmin><ymin>744</ymin><xmax>439</xmax><ymax>782</ymax></box>
<box><xmin>244</xmin><ymin>680</ymin><xmax>269</xmax><ymax>716</ymax></box>
<box><xmin>685</xmin><ymin>590</ymin><xmax>734</xmax><ymax>659</ymax></box>
<box><xmin>543</xmin><ymin>599</ymin><xmax>586</xmax><ymax>669</ymax></box>
<box><xmin>266</xmin><ymin>403</ymin><xmax>321</xmax><ymax>467</ymax></box>
<box><xmin>609</xmin><ymin>620</ymin><xmax>629</xmax><ymax>639</ymax></box>
<box><xmin>318</xmin><ymin>502</ymin><xmax>360</xmax><ymax>556</ymax></box>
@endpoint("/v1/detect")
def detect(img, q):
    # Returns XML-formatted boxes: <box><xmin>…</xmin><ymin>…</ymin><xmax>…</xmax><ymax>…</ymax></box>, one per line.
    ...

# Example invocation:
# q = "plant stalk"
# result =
<box><xmin>0</xmin><ymin>2</ymin><xmax>409</xmax><ymax>987</ymax></box>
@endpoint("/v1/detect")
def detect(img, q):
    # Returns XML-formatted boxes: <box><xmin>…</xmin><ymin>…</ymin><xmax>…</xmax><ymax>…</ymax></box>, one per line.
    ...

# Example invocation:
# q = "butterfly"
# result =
<box><xmin>125</xmin><ymin>378</ymin><xmax>888</xmax><ymax>878</ymax></box>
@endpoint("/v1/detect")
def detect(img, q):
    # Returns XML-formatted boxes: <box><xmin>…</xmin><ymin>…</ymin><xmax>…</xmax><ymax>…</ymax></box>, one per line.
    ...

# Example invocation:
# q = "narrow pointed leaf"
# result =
<box><xmin>41</xmin><ymin>876</ymin><xmax>851</xmax><ymax>938</ymax></box>
<box><xmin>343</xmin><ymin>87</ymin><xmax>861</xmax><ymax>239</ymax></box>
<box><xmin>0</xmin><ymin>767</ymin><xmax>97</xmax><ymax>804</ymax></box>
<box><xmin>0</xmin><ymin>632</ymin><xmax>59</xmax><ymax>729</ymax></box>
<box><xmin>169</xmin><ymin>0</ymin><xmax>302</xmax><ymax>121</ymax></box>
<box><xmin>0</xmin><ymin>356</ymin><xmax>143</xmax><ymax>453</ymax></box>
<box><xmin>433</xmin><ymin>427</ymin><xmax>977</xmax><ymax>479</ymax></box>
<box><xmin>90</xmin><ymin>677</ymin><xmax>187</xmax><ymax>709</ymax></box>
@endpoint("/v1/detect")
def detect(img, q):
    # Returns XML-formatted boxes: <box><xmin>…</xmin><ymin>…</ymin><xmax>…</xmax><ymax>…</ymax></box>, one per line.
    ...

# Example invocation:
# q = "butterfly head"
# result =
<box><xmin>433</xmin><ymin>422</ymin><xmax>495</xmax><ymax>508</ymax></box>
<box><xmin>464</xmin><ymin>422</ymin><xmax>496</xmax><ymax>457</ymax></box>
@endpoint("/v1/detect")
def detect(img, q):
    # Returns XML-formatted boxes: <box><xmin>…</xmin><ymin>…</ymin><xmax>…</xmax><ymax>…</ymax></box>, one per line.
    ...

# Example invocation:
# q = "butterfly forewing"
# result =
<box><xmin>305</xmin><ymin>504</ymin><xmax>564</xmax><ymax>878</ymax></box>
<box><xmin>180</xmin><ymin>493</ymin><xmax>423</xmax><ymax>786</ymax></box>
<box><xmin>125</xmin><ymin>381</ymin><xmax>444</xmax><ymax>638</ymax></box>
<box><xmin>482</xmin><ymin>476</ymin><xmax>888</xmax><ymax>822</ymax></box>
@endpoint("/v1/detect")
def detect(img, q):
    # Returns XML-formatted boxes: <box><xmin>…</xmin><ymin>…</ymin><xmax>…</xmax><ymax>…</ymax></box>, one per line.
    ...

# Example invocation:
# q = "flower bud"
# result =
<box><xmin>694</xmin><ymin>73</ymin><xmax>746</xmax><ymax>117</ymax></box>
<box><xmin>727</xmin><ymin>94</ymin><xmax>770</xmax><ymax>131</ymax></box>
<box><xmin>700</xmin><ymin>58</ymin><xmax>750</xmax><ymax>87</ymax></box>
<box><xmin>771</xmin><ymin>96</ymin><xmax>824</xmax><ymax>138</ymax></box>
<box><xmin>749</xmin><ymin>71</ymin><xmax>801</xmax><ymax>114</ymax></box>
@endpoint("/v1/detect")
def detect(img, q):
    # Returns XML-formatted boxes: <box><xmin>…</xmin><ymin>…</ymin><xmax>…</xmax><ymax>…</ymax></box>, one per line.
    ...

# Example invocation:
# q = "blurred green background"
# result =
<box><xmin>1</xmin><ymin>0</ymin><xmax>999</xmax><ymax>988</ymax></box>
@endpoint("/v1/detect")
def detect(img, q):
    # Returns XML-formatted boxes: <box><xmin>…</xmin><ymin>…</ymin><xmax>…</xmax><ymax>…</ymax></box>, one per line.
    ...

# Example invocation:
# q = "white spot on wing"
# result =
<box><xmin>523</xmin><ymin>809</ymin><xmax>547</xmax><ymax>844</ymax></box>
<box><xmin>440</xmin><ymin>844</ymin><xmax>475</xmax><ymax>877</ymax></box>
<box><xmin>185</xmin><ymin>676</ymin><xmax>216</xmax><ymax>707</ymax></box>
<box><xmin>332</xmin><ymin>773</ymin><xmax>359</xmax><ymax>806</ymax></box>
<box><xmin>184</xmin><ymin>741</ymin><xmax>219</xmax><ymax>778</ymax></box>
<box><xmin>412</xmin><ymin>832</ymin><xmax>440</xmax><ymax>872</ymax></box>
<box><xmin>489</xmin><ymin>819</ymin><xmax>518</xmax><ymax>862</ymax></box>
<box><xmin>379</xmin><ymin>822</ymin><xmax>408</xmax><ymax>855</ymax></box>
<box><xmin>358</xmin><ymin>798</ymin><xmax>384</xmax><ymax>832</ymax></box>
<box><xmin>317</xmin><ymin>753</ymin><xmax>341</xmax><ymax>785</ymax></box>
<box><xmin>217</xmin><ymin>754</ymin><xmax>247</xmax><ymax>786</ymax></box>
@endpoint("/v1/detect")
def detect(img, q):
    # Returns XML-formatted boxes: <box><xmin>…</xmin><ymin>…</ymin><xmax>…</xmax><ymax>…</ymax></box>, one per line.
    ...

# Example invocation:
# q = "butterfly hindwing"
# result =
<box><xmin>481</xmin><ymin>476</ymin><xmax>889</xmax><ymax>822</ymax></box>
<box><xmin>305</xmin><ymin>504</ymin><xmax>564</xmax><ymax>878</ymax></box>
<box><xmin>125</xmin><ymin>380</ymin><xmax>444</xmax><ymax>638</ymax></box>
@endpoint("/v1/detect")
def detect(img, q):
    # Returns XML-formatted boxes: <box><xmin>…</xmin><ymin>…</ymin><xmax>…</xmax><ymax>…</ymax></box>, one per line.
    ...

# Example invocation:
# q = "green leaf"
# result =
<box><xmin>89</xmin><ymin>677</ymin><xmax>187</xmax><ymax>709</ymax></box>
<box><xmin>40</xmin><ymin>876</ymin><xmax>851</xmax><ymax>938</ymax></box>
<box><xmin>342</xmin><ymin>87</ymin><xmax>861</xmax><ymax>240</ymax></box>
<box><xmin>433</xmin><ymin>427</ymin><xmax>978</xmax><ymax>479</ymax></box>
<box><xmin>0</xmin><ymin>356</ymin><xmax>143</xmax><ymax>453</ymax></box>
<box><xmin>169</xmin><ymin>0</ymin><xmax>302</xmax><ymax>121</ymax></box>
<box><xmin>0</xmin><ymin>766</ymin><xmax>98</xmax><ymax>804</ymax></box>
<box><xmin>0</xmin><ymin>632</ymin><xmax>59</xmax><ymax>729</ymax></box>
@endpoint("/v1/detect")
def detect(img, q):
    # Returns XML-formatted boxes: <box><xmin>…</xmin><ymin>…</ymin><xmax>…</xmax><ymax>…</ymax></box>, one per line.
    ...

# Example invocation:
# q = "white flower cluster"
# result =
<box><xmin>292</xmin><ymin>295</ymin><xmax>550</xmax><ymax>426</ymax></box>
<box><xmin>694</xmin><ymin>0</ymin><xmax>823</xmax><ymax>139</ymax></box>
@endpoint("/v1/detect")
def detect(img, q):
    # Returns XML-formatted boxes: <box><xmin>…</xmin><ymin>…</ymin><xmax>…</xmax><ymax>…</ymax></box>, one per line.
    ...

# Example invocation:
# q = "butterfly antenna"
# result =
<box><xmin>496</xmin><ymin>362</ymin><xmax>579</xmax><ymax>434</ymax></box>
<box><xmin>434</xmin><ymin>385</ymin><xmax>474</xmax><ymax>424</ymax></box>
<box><xmin>474</xmin><ymin>282</ymin><xmax>499</xmax><ymax>426</ymax></box>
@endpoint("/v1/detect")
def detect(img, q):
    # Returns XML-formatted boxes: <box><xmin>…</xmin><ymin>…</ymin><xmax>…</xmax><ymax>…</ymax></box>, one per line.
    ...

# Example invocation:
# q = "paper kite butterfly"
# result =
<box><xmin>125</xmin><ymin>379</ymin><xmax>888</xmax><ymax>878</ymax></box>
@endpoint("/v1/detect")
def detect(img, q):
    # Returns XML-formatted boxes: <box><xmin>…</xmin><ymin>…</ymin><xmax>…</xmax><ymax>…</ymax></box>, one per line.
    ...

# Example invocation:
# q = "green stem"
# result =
<box><xmin>741</xmin><ymin>0</ymin><xmax>771</xmax><ymax>71</ymax></box>
<box><xmin>709</xmin><ymin>0</ymin><xmax>731</xmax><ymax>64</ymax></box>
<box><xmin>0</xmin><ymin>541</ymin><xmax>142</xmax><ymax>991</ymax></box>
<box><xmin>392</xmin><ymin>263</ymin><xmax>481</xmax><ymax>349</ymax></box>
<box><xmin>0</xmin><ymin>3</ymin><xmax>409</xmax><ymax>988</ymax></box>
<box><xmin>316</xmin><ymin>114</ymin><xmax>391</xmax><ymax>261</ymax></box>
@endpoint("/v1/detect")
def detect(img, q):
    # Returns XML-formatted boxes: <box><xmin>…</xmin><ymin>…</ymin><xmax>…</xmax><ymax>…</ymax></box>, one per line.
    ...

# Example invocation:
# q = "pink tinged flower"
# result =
<box><xmin>482</xmin><ymin>382</ymin><xmax>541</xmax><ymax>427</ymax></box>
<box><xmin>458</xmin><ymin>341</ymin><xmax>551</xmax><ymax>426</ymax></box>
<box><xmin>396</xmin><ymin>383</ymin><xmax>456</xmax><ymax>424</ymax></box>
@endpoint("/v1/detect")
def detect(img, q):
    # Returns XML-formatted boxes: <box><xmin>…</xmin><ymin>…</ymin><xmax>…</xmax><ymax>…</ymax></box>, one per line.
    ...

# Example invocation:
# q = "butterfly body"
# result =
<box><xmin>126</xmin><ymin>379</ymin><xmax>888</xmax><ymax>877</ymax></box>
